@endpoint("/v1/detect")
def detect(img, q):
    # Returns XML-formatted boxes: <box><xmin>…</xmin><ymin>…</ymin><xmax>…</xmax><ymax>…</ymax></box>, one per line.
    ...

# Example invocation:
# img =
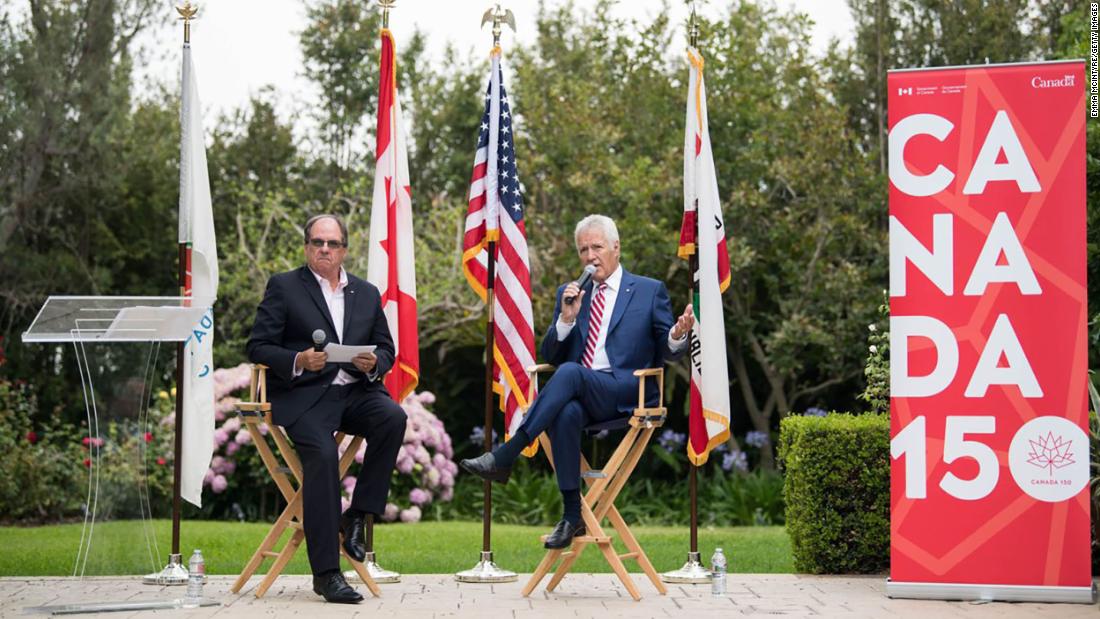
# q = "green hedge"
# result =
<box><xmin>778</xmin><ymin>413</ymin><xmax>889</xmax><ymax>573</ymax></box>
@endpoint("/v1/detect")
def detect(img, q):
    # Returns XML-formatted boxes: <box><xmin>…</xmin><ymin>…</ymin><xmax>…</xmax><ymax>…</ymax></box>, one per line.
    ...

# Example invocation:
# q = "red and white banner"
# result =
<box><xmin>367</xmin><ymin>29</ymin><xmax>418</xmax><ymax>401</ymax></box>
<box><xmin>888</xmin><ymin>61</ymin><xmax>1089</xmax><ymax>600</ymax></box>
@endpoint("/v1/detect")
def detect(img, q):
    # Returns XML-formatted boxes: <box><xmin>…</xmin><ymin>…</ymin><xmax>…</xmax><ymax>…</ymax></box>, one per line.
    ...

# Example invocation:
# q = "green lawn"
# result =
<box><xmin>0</xmin><ymin>520</ymin><xmax>792</xmax><ymax>576</ymax></box>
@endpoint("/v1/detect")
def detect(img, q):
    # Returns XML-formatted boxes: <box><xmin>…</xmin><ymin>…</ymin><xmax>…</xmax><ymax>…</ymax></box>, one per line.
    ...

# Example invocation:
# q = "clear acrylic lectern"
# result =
<box><xmin>22</xmin><ymin>296</ymin><xmax>218</xmax><ymax>613</ymax></box>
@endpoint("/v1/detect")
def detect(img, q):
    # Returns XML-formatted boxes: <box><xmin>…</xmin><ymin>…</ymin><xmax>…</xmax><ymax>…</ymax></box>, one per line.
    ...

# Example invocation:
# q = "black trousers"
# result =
<box><xmin>283</xmin><ymin>383</ymin><xmax>407</xmax><ymax>575</ymax></box>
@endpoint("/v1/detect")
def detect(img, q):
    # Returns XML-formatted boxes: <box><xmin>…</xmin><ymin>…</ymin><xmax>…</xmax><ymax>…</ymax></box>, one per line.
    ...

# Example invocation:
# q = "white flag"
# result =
<box><xmin>179</xmin><ymin>43</ymin><xmax>218</xmax><ymax>507</ymax></box>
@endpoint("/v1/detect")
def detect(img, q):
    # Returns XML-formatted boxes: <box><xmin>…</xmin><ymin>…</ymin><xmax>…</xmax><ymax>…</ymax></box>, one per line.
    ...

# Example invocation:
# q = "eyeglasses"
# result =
<box><xmin>308</xmin><ymin>239</ymin><xmax>346</xmax><ymax>249</ymax></box>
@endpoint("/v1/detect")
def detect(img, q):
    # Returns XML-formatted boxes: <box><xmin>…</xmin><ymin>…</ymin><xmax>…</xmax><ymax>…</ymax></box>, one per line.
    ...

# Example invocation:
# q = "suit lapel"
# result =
<box><xmin>298</xmin><ymin>267</ymin><xmax>338</xmax><ymax>337</ymax></box>
<box><xmin>342</xmin><ymin>278</ymin><xmax>358</xmax><ymax>342</ymax></box>
<box><xmin>606</xmin><ymin>270</ymin><xmax>636</xmax><ymax>335</ymax></box>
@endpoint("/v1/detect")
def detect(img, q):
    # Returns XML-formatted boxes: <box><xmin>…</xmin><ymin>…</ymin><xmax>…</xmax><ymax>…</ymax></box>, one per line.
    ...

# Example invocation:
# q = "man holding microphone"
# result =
<box><xmin>462</xmin><ymin>214</ymin><xmax>694</xmax><ymax>549</ymax></box>
<box><xmin>247</xmin><ymin>214</ymin><xmax>406</xmax><ymax>604</ymax></box>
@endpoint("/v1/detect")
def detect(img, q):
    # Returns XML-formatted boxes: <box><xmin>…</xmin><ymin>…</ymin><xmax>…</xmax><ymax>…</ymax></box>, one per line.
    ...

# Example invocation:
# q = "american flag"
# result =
<box><xmin>462</xmin><ymin>52</ymin><xmax>535</xmax><ymax>451</ymax></box>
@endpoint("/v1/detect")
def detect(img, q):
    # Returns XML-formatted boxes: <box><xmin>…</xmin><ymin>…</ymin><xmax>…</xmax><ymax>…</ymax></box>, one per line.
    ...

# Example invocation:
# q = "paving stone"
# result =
<box><xmin>0</xmin><ymin>575</ymin><xmax>1097</xmax><ymax>618</ymax></box>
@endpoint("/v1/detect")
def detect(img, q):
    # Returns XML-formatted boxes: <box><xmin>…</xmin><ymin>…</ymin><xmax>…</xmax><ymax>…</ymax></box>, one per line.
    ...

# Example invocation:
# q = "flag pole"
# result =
<box><xmin>346</xmin><ymin>0</ymin><xmax>403</xmax><ymax>586</ymax></box>
<box><xmin>144</xmin><ymin>1</ymin><xmax>198</xmax><ymax>586</ymax></box>
<box><xmin>662</xmin><ymin>5</ymin><xmax>712</xmax><ymax>585</ymax></box>
<box><xmin>455</xmin><ymin>3</ymin><xmax>518</xmax><ymax>584</ymax></box>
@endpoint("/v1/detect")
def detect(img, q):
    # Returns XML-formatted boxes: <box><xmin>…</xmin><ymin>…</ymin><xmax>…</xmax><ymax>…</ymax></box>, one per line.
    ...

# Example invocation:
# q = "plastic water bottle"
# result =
<box><xmin>184</xmin><ymin>549</ymin><xmax>205</xmax><ymax>607</ymax></box>
<box><xmin>710</xmin><ymin>547</ymin><xmax>727</xmax><ymax>596</ymax></box>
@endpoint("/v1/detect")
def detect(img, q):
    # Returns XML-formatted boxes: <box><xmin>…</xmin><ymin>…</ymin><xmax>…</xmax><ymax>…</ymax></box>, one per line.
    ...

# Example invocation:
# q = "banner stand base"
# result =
<box><xmin>886</xmin><ymin>579</ymin><xmax>1097</xmax><ymax>604</ymax></box>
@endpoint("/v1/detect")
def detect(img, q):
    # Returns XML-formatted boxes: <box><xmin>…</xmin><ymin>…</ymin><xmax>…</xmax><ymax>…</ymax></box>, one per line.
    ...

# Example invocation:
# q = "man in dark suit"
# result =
<box><xmin>461</xmin><ymin>214</ymin><xmax>693</xmax><ymax>548</ymax></box>
<box><xmin>247</xmin><ymin>214</ymin><xmax>407</xmax><ymax>604</ymax></box>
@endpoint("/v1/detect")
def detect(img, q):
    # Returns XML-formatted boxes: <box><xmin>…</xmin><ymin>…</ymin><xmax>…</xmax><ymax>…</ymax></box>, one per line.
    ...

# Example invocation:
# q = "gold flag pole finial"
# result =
<box><xmin>378</xmin><ymin>0</ymin><xmax>396</xmax><ymax>29</ymax></box>
<box><xmin>176</xmin><ymin>2</ymin><xmax>198</xmax><ymax>44</ymax></box>
<box><xmin>688</xmin><ymin>3</ymin><xmax>699</xmax><ymax>49</ymax></box>
<box><xmin>481</xmin><ymin>4</ymin><xmax>516</xmax><ymax>48</ymax></box>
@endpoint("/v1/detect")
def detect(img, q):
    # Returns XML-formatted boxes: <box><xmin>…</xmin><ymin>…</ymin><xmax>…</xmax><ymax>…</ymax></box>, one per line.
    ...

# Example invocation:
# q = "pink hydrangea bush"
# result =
<box><xmin>202</xmin><ymin>363</ymin><xmax>255</xmax><ymax>493</ymax></box>
<box><xmin>338</xmin><ymin>391</ymin><xmax>457</xmax><ymax>523</ymax></box>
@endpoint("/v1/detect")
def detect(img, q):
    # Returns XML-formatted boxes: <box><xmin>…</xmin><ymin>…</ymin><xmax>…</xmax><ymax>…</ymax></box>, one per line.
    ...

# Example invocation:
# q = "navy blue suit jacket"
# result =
<box><xmin>540</xmin><ymin>269</ymin><xmax>681</xmax><ymax>412</ymax></box>
<box><xmin>246</xmin><ymin>266</ymin><xmax>395</xmax><ymax>426</ymax></box>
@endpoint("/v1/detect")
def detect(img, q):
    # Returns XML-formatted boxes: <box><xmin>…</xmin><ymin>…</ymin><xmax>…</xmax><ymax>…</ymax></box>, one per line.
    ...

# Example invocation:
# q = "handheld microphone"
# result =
<box><xmin>563</xmin><ymin>265</ymin><xmax>597</xmax><ymax>305</ymax></box>
<box><xmin>312</xmin><ymin>329</ymin><xmax>326</xmax><ymax>352</ymax></box>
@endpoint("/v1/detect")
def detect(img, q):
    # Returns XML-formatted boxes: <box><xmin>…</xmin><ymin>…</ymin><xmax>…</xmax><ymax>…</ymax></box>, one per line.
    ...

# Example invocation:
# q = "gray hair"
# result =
<box><xmin>574</xmin><ymin>214</ymin><xmax>619</xmax><ymax>248</ymax></box>
<box><xmin>303</xmin><ymin>214</ymin><xmax>348</xmax><ymax>245</ymax></box>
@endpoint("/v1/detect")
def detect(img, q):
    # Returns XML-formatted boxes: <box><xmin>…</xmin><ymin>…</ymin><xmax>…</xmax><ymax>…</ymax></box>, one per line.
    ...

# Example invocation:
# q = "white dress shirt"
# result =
<box><xmin>556</xmin><ymin>265</ymin><xmax>687</xmax><ymax>370</ymax></box>
<box><xmin>292</xmin><ymin>267</ymin><xmax>362</xmax><ymax>385</ymax></box>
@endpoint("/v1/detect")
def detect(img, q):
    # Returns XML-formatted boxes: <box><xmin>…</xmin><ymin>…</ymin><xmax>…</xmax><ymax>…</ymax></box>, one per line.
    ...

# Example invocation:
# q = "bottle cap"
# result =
<box><xmin>715</xmin><ymin>547</ymin><xmax>723</xmax><ymax>552</ymax></box>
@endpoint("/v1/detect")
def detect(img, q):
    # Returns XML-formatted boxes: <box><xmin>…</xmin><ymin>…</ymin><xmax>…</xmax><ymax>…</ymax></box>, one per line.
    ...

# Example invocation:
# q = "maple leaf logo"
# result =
<box><xmin>1026</xmin><ymin>431</ymin><xmax>1075</xmax><ymax>476</ymax></box>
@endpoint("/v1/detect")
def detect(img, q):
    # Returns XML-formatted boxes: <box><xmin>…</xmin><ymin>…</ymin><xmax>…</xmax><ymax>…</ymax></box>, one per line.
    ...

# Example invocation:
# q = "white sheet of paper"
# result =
<box><xmin>324</xmin><ymin>343</ymin><xmax>376</xmax><ymax>363</ymax></box>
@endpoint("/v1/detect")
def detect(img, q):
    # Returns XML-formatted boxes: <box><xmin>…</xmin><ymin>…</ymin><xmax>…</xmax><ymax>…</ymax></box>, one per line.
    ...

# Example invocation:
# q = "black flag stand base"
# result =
<box><xmin>455</xmin><ymin>550</ymin><xmax>518</xmax><ymax>583</ymax></box>
<box><xmin>142</xmin><ymin>553</ymin><xmax>189</xmax><ymax>586</ymax></box>
<box><xmin>660</xmin><ymin>551</ymin><xmax>712</xmax><ymax>584</ymax></box>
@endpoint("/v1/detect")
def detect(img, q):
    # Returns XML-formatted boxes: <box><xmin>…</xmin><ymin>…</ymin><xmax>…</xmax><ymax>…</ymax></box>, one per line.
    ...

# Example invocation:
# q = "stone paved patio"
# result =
<box><xmin>2</xmin><ymin>574</ymin><xmax>1097</xmax><ymax>618</ymax></box>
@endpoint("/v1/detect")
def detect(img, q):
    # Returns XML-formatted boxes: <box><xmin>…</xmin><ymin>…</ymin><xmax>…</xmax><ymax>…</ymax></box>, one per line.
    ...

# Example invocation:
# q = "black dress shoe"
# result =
<box><xmin>312</xmin><ymin>571</ymin><xmax>363</xmax><ymax>604</ymax></box>
<box><xmin>340</xmin><ymin>513</ymin><xmax>367</xmax><ymax>563</ymax></box>
<box><xmin>459</xmin><ymin>452</ymin><xmax>512</xmax><ymax>484</ymax></box>
<box><xmin>544</xmin><ymin>519</ymin><xmax>586</xmax><ymax>549</ymax></box>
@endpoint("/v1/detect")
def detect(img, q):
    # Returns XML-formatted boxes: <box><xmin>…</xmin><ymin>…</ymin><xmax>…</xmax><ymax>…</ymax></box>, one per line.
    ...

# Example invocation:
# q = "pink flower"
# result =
<box><xmin>226</xmin><ymin>441</ymin><xmax>240</xmax><ymax>456</ymax></box>
<box><xmin>211</xmin><ymin>474</ymin><xmax>228</xmax><ymax>493</ymax></box>
<box><xmin>399</xmin><ymin>506</ymin><xmax>422</xmax><ymax>523</ymax></box>
<box><xmin>383</xmin><ymin>503</ymin><xmax>399</xmax><ymax>522</ymax></box>
<box><xmin>418</xmin><ymin>391</ymin><xmax>436</xmax><ymax>405</ymax></box>
<box><xmin>396</xmin><ymin>453</ymin><xmax>414</xmax><ymax>474</ymax></box>
<box><xmin>214</xmin><ymin>429</ymin><xmax>229</xmax><ymax>447</ymax></box>
<box><xmin>26</xmin><ymin>431</ymin><xmax>38</xmax><ymax>444</ymax></box>
<box><xmin>440</xmin><ymin>487</ymin><xmax>454</xmax><ymax>502</ymax></box>
<box><xmin>234</xmin><ymin>429</ymin><xmax>251</xmax><ymax>445</ymax></box>
<box><xmin>203</xmin><ymin>469</ymin><xmax>215</xmax><ymax>485</ymax></box>
<box><xmin>144</xmin><ymin>432</ymin><xmax>153</xmax><ymax>443</ymax></box>
<box><xmin>222</xmin><ymin>417</ymin><xmax>241</xmax><ymax>433</ymax></box>
<box><xmin>341</xmin><ymin>497</ymin><xmax>351</xmax><ymax>514</ymax></box>
<box><xmin>156</xmin><ymin>457</ymin><xmax>167</xmax><ymax>466</ymax></box>
<box><xmin>409</xmin><ymin>488</ymin><xmax>432</xmax><ymax>505</ymax></box>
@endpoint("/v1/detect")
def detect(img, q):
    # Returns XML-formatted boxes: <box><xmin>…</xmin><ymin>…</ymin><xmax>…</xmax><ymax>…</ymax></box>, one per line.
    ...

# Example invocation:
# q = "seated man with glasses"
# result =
<box><xmin>247</xmin><ymin>214</ymin><xmax>407</xmax><ymax>604</ymax></box>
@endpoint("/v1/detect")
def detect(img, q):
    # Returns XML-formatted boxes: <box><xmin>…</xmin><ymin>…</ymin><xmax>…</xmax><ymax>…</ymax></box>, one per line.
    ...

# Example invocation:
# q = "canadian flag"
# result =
<box><xmin>367</xmin><ymin>29</ymin><xmax>418</xmax><ymax>401</ymax></box>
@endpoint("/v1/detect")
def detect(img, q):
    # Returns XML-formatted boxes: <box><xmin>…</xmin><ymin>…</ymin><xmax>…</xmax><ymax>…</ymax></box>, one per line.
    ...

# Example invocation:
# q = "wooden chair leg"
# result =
<box><xmin>521</xmin><ymin>548</ymin><xmax>564</xmax><ymax>597</ymax></box>
<box><xmin>600</xmin><ymin>538</ymin><xmax>641</xmax><ymax>601</ymax></box>
<box><xmin>231</xmin><ymin>500</ymin><xmax>294</xmax><ymax>594</ymax></box>
<box><xmin>344</xmin><ymin>550</ymin><xmax>382</xmax><ymax>597</ymax></box>
<box><xmin>546</xmin><ymin>541</ymin><xmax>587</xmax><ymax>592</ymax></box>
<box><xmin>606</xmin><ymin>505</ymin><xmax>666</xmax><ymax>594</ymax></box>
<box><xmin>256</xmin><ymin>528</ymin><xmax>305</xmax><ymax>598</ymax></box>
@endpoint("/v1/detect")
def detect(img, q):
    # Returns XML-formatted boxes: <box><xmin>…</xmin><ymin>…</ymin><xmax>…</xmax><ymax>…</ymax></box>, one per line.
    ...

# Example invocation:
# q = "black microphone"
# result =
<box><xmin>312</xmin><ymin>329</ymin><xmax>326</xmax><ymax>352</ymax></box>
<box><xmin>563</xmin><ymin>265</ymin><xmax>597</xmax><ymax>305</ymax></box>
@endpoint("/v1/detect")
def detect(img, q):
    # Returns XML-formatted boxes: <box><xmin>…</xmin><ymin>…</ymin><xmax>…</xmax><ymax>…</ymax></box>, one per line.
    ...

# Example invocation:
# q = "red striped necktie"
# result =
<box><xmin>581</xmin><ymin>283</ymin><xmax>608</xmax><ymax>368</ymax></box>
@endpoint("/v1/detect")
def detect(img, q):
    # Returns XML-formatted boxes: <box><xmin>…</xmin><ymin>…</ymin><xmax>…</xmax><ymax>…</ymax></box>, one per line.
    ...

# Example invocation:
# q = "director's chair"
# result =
<box><xmin>520</xmin><ymin>364</ymin><xmax>669</xmax><ymax>601</ymax></box>
<box><xmin>228</xmin><ymin>364</ymin><xmax>381</xmax><ymax>598</ymax></box>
